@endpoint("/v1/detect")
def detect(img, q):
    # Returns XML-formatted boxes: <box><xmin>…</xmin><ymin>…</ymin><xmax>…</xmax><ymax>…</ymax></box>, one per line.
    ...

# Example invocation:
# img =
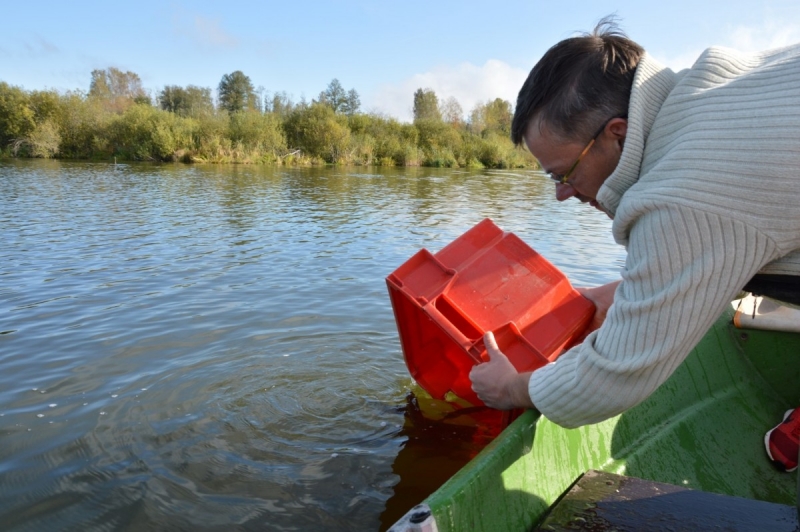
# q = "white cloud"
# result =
<box><xmin>192</xmin><ymin>15</ymin><xmax>239</xmax><ymax>48</ymax></box>
<box><xmin>173</xmin><ymin>8</ymin><xmax>239</xmax><ymax>50</ymax></box>
<box><xmin>656</xmin><ymin>48</ymin><xmax>706</xmax><ymax>72</ymax></box>
<box><xmin>723</xmin><ymin>19</ymin><xmax>800</xmax><ymax>52</ymax></box>
<box><xmin>658</xmin><ymin>17</ymin><xmax>800</xmax><ymax>71</ymax></box>
<box><xmin>366</xmin><ymin>59</ymin><xmax>528</xmax><ymax>122</ymax></box>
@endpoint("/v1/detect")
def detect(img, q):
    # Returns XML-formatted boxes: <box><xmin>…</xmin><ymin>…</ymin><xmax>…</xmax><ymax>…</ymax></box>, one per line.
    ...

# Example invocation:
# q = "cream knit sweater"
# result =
<box><xmin>528</xmin><ymin>45</ymin><xmax>800</xmax><ymax>428</ymax></box>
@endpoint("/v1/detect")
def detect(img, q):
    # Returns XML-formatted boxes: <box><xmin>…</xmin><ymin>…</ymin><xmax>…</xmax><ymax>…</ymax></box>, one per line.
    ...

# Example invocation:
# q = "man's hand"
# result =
<box><xmin>469</xmin><ymin>331</ymin><xmax>534</xmax><ymax>410</ymax></box>
<box><xmin>575</xmin><ymin>280</ymin><xmax>620</xmax><ymax>339</ymax></box>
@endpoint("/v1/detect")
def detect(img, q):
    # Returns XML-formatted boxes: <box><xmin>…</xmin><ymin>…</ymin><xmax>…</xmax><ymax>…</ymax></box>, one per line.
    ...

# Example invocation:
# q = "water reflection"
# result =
<box><xmin>378</xmin><ymin>392</ymin><xmax>515</xmax><ymax>530</ymax></box>
<box><xmin>0</xmin><ymin>160</ymin><xmax>625</xmax><ymax>531</ymax></box>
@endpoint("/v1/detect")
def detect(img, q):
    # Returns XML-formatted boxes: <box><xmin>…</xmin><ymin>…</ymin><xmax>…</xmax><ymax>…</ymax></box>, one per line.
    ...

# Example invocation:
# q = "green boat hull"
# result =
<box><xmin>399</xmin><ymin>307</ymin><xmax>800</xmax><ymax>531</ymax></box>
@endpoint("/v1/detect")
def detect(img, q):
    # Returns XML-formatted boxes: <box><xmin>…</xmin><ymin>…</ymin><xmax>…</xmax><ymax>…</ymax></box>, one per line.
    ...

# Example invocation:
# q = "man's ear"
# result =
<box><xmin>607</xmin><ymin>117</ymin><xmax>627</xmax><ymax>150</ymax></box>
<box><xmin>608</xmin><ymin>117</ymin><xmax>628</xmax><ymax>138</ymax></box>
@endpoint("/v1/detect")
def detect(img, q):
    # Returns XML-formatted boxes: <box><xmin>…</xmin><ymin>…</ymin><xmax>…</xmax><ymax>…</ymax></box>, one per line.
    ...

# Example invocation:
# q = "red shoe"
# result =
<box><xmin>764</xmin><ymin>407</ymin><xmax>800</xmax><ymax>472</ymax></box>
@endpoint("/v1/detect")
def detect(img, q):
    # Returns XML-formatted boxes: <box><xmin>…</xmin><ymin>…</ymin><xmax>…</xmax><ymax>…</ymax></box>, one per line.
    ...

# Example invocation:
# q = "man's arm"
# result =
<box><xmin>529</xmin><ymin>205</ymin><xmax>776</xmax><ymax>428</ymax></box>
<box><xmin>469</xmin><ymin>281</ymin><xmax>620</xmax><ymax>410</ymax></box>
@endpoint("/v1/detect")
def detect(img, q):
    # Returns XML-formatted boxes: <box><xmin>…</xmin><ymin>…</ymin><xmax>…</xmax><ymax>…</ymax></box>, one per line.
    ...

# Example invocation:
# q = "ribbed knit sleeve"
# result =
<box><xmin>529</xmin><ymin>205</ymin><xmax>777</xmax><ymax>428</ymax></box>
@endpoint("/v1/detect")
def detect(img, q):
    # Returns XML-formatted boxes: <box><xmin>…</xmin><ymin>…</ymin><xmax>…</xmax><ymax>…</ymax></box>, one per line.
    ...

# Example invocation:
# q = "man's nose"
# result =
<box><xmin>555</xmin><ymin>183</ymin><xmax>577</xmax><ymax>202</ymax></box>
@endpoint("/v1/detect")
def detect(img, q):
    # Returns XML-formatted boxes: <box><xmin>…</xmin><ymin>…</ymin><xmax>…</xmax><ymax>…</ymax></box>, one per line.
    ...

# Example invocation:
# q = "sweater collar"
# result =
<box><xmin>596</xmin><ymin>53</ymin><xmax>680</xmax><ymax>217</ymax></box>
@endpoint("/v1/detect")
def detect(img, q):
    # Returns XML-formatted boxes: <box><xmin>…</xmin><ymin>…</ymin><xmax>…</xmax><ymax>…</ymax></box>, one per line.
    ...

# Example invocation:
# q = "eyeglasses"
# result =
<box><xmin>544</xmin><ymin>115</ymin><xmax>625</xmax><ymax>185</ymax></box>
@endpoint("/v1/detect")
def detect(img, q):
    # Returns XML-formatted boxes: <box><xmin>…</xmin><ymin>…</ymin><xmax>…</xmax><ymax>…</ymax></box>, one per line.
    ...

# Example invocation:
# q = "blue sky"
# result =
<box><xmin>3</xmin><ymin>1</ymin><xmax>799</xmax><ymax>121</ymax></box>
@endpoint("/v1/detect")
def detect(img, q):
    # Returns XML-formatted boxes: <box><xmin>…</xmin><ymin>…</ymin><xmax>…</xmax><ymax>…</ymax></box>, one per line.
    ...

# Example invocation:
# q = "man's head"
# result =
<box><xmin>512</xmin><ymin>18</ymin><xmax>643</xmax><ymax>210</ymax></box>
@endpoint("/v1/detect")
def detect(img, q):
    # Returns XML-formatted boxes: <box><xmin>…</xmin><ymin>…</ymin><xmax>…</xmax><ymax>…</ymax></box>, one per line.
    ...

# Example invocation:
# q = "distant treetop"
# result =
<box><xmin>317</xmin><ymin>79</ymin><xmax>360</xmax><ymax>116</ymax></box>
<box><xmin>218</xmin><ymin>71</ymin><xmax>257</xmax><ymax>113</ymax></box>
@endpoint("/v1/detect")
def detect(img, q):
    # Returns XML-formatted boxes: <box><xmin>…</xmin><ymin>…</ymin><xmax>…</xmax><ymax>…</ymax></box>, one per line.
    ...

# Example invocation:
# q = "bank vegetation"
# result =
<box><xmin>0</xmin><ymin>69</ymin><xmax>536</xmax><ymax>169</ymax></box>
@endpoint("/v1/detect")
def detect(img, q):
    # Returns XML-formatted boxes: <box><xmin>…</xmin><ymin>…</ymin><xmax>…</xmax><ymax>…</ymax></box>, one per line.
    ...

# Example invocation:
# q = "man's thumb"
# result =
<box><xmin>483</xmin><ymin>331</ymin><xmax>501</xmax><ymax>361</ymax></box>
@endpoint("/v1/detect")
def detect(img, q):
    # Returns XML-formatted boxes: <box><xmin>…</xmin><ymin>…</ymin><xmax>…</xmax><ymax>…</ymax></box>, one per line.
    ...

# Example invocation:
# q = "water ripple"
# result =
<box><xmin>0</xmin><ymin>160</ymin><xmax>623</xmax><ymax>531</ymax></box>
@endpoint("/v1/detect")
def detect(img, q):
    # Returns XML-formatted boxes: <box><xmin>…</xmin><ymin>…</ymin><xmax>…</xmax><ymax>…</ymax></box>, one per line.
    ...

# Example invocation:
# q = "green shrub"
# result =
<box><xmin>58</xmin><ymin>94</ymin><xmax>111</xmax><ymax>159</ymax></box>
<box><xmin>283</xmin><ymin>103</ymin><xmax>351</xmax><ymax>163</ymax></box>
<box><xmin>414</xmin><ymin>118</ymin><xmax>460</xmax><ymax>153</ymax></box>
<box><xmin>26</xmin><ymin>120</ymin><xmax>61</xmax><ymax>158</ymax></box>
<box><xmin>108</xmin><ymin>104</ymin><xmax>194</xmax><ymax>161</ymax></box>
<box><xmin>348</xmin><ymin>133</ymin><xmax>376</xmax><ymax>165</ymax></box>
<box><xmin>227</xmin><ymin>111</ymin><xmax>286</xmax><ymax>162</ymax></box>
<box><xmin>0</xmin><ymin>82</ymin><xmax>35</xmax><ymax>148</ymax></box>
<box><xmin>424</xmin><ymin>146</ymin><xmax>458</xmax><ymax>168</ymax></box>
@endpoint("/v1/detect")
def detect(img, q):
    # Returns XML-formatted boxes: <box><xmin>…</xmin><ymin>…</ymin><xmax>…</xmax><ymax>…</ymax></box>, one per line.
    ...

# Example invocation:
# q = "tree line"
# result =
<box><xmin>0</xmin><ymin>67</ymin><xmax>536</xmax><ymax>168</ymax></box>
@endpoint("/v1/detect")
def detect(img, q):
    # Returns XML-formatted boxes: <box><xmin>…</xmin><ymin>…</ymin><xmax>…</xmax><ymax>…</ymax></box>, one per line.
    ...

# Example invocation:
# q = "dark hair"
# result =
<box><xmin>511</xmin><ymin>16</ymin><xmax>644</xmax><ymax>145</ymax></box>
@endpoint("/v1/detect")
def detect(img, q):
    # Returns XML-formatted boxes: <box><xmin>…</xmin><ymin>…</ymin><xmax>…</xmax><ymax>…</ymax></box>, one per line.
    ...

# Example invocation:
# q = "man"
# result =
<box><xmin>468</xmin><ymin>19</ymin><xmax>800</xmax><ymax>472</ymax></box>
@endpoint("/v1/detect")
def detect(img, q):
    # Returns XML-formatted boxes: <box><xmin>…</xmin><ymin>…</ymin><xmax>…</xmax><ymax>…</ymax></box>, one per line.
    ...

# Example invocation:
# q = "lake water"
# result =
<box><xmin>0</xmin><ymin>160</ymin><xmax>625</xmax><ymax>531</ymax></box>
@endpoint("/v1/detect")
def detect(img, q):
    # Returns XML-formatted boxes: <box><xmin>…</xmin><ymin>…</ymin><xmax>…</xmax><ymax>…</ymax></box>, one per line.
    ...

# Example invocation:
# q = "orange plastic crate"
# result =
<box><xmin>387</xmin><ymin>218</ymin><xmax>594</xmax><ymax>407</ymax></box>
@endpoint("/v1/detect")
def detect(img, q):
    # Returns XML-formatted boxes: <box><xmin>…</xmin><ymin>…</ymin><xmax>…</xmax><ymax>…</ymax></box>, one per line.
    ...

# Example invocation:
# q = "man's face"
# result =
<box><xmin>523</xmin><ymin>118</ymin><xmax>626</xmax><ymax>214</ymax></box>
